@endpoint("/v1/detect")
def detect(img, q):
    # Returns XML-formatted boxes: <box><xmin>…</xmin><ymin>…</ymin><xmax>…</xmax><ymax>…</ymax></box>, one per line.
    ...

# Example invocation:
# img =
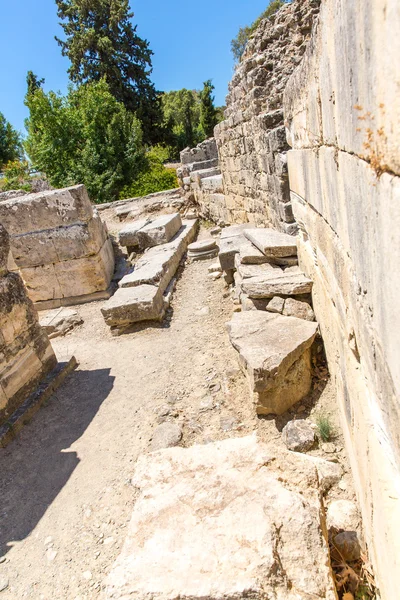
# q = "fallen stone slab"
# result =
<box><xmin>101</xmin><ymin>285</ymin><xmax>165</xmax><ymax>327</ymax></box>
<box><xmin>119</xmin><ymin>213</ymin><xmax>182</xmax><ymax>250</ymax></box>
<box><xmin>266</xmin><ymin>296</ymin><xmax>285</xmax><ymax>313</ymax></box>
<box><xmin>239</xmin><ymin>238</ymin><xmax>271</xmax><ymax>264</ymax></box>
<box><xmin>235</xmin><ymin>255</ymin><xmax>280</xmax><ymax>279</ymax></box>
<box><xmin>241</xmin><ymin>269</ymin><xmax>313</xmax><ymax>299</ymax></box>
<box><xmin>244</xmin><ymin>228</ymin><xmax>298</xmax><ymax>258</ymax></box>
<box><xmin>119</xmin><ymin>221</ymin><xmax>197</xmax><ymax>292</ymax></box>
<box><xmin>227</xmin><ymin>311</ymin><xmax>318</xmax><ymax>414</ymax></box>
<box><xmin>104</xmin><ymin>436</ymin><xmax>336</xmax><ymax>600</ymax></box>
<box><xmin>219</xmin><ymin>234</ymin><xmax>247</xmax><ymax>272</ymax></box>
<box><xmin>39</xmin><ymin>307</ymin><xmax>83</xmax><ymax>339</ymax></box>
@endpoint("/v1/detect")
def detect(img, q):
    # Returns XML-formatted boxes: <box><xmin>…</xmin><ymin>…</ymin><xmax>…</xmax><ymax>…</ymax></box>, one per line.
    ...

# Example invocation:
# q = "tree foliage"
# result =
<box><xmin>25</xmin><ymin>79</ymin><xmax>145</xmax><ymax>202</ymax></box>
<box><xmin>0</xmin><ymin>112</ymin><xmax>23</xmax><ymax>169</ymax></box>
<box><xmin>26</xmin><ymin>71</ymin><xmax>45</xmax><ymax>97</ymax></box>
<box><xmin>199</xmin><ymin>80</ymin><xmax>218</xmax><ymax>138</ymax></box>
<box><xmin>119</xmin><ymin>145</ymin><xmax>178</xmax><ymax>199</ymax></box>
<box><xmin>55</xmin><ymin>0</ymin><xmax>162</xmax><ymax>143</ymax></box>
<box><xmin>231</xmin><ymin>0</ymin><xmax>287</xmax><ymax>62</ymax></box>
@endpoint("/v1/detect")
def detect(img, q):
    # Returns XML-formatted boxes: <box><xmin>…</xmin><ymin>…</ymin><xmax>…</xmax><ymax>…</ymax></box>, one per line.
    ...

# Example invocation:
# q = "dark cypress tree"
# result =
<box><xmin>199</xmin><ymin>80</ymin><xmax>217</xmax><ymax>138</ymax></box>
<box><xmin>55</xmin><ymin>0</ymin><xmax>162</xmax><ymax>143</ymax></box>
<box><xmin>26</xmin><ymin>71</ymin><xmax>45</xmax><ymax>97</ymax></box>
<box><xmin>0</xmin><ymin>113</ymin><xmax>22</xmax><ymax>168</ymax></box>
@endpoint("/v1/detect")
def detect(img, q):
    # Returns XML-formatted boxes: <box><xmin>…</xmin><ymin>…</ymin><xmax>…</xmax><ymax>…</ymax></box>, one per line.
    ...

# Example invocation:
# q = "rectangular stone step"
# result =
<box><xmin>201</xmin><ymin>174</ymin><xmax>224</xmax><ymax>193</ymax></box>
<box><xmin>190</xmin><ymin>158</ymin><xmax>219</xmax><ymax>172</ymax></box>
<box><xmin>101</xmin><ymin>284</ymin><xmax>166</xmax><ymax>327</ymax></box>
<box><xmin>244</xmin><ymin>227</ymin><xmax>298</xmax><ymax>258</ymax></box>
<box><xmin>227</xmin><ymin>311</ymin><xmax>318</xmax><ymax>414</ymax></box>
<box><xmin>104</xmin><ymin>436</ymin><xmax>336</xmax><ymax>600</ymax></box>
<box><xmin>190</xmin><ymin>167</ymin><xmax>221</xmax><ymax>182</ymax></box>
<box><xmin>119</xmin><ymin>213</ymin><xmax>182</xmax><ymax>250</ymax></box>
<box><xmin>241</xmin><ymin>268</ymin><xmax>313</xmax><ymax>298</ymax></box>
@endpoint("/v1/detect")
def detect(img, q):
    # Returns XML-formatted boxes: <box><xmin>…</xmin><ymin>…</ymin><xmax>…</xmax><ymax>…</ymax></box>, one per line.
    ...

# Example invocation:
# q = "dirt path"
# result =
<box><xmin>0</xmin><ymin>226</ymin><xmax>355</xmax><ymax>599</ymax></box>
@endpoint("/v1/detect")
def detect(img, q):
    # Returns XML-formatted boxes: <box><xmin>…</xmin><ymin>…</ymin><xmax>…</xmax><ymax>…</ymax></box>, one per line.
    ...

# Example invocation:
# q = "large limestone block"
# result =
<box><xmin>0</xmin><ymin>267</ymin><xmax>57</xmax><ymax>424</ymax></box>
<box><xmin>239</xmin><ymin>238</ymin><xmax>271</xmax><ymax>264</ymax></box>
<box><xmin>101</xmin><ymin>285</ymin><xmax>165</xmax><ymax>327</ymax></box>
<box><xmin>244</xmin><ymin>228</ymin><xmax>298</xmax><ymax>258</ymax></box>
<box><xmin>201</xmin><ymin>174</ymin><xmax>224</xmax><ymax>193</ymax></box>
<box><xmin>10</xmin><ymin>213</ymin><xmax>108</xmax><ymax>268</ymax></box>
<box><xmin>242</xmin><ymin>269</ymin><xmax>313</xmax><ymax>298</ymax></box>
<box><xmin>0</xmin><ymin>185</ymin><xmax>93</xmax><ymax>236</ymax></box>
<box><xmin>105</xmin><ymin>436</ymin><xmax>336</xmax><ymax>600</ymax></box>
<box><xmin>20</xmin><ymin>238</ymin><xmax>114</xmax><ymax>303</ymax></box>
<box><xmin>119</xmin><ymin>213</ymin><xmax>182</xmax><ymax>249</ymax></box>
<box><xmin>119</xmin><ymin>221</ymin><xmax>197</xmax><ymax>292</ymax></box>
<box><xmin>227</xmin><ymin>311</ymin><xmax>318</xmax><ymax>414</ymax></box>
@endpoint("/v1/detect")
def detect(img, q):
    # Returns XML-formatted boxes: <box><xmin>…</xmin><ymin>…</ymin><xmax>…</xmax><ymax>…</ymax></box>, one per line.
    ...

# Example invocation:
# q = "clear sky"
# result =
<box><xmin>0</xmin><ymin>0</ymin><xmax>269</xmax><ymax>136</ymax></box>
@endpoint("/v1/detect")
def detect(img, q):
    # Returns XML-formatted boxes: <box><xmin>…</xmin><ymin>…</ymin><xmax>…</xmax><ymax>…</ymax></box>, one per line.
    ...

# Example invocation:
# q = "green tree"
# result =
<box><xmin>55</xmin><ymin>0</ymin><xmax>161</xmax><ymax>143</ymax></box>
<box><xmin>25</xmin><ymin>79</ymin><xmax>145</xmax><ymax>202</ymax></box>
<box><xmin>26</xmin><ymin>71</ymin><xmax>45</xmax><ymax>97</ymax></box>
<box><xmin>161</xmin><ymin>89</ymin><xmax>203</xmax><ymax>152</ymax></box>
<box><xmin>199</xmin><ymin>80</ymin><xmax>217</xmax><ymax>138</ymax></box>
<box><xmin>0</xmin><ymin>113</ymin><xmax>23</xmax><ymax>168</ymax></box>
<box><xmin>231</xmin><ymin>0</ymin><xmax>287</xmax><ymax>62</ymax></box>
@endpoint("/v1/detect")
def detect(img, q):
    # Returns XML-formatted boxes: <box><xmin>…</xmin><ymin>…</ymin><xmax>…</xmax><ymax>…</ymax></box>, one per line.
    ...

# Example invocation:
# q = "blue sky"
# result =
<box><xmin>0</xmin><ymin>0</ymin><xmax>269</xmax><ymax>136</ymax></box>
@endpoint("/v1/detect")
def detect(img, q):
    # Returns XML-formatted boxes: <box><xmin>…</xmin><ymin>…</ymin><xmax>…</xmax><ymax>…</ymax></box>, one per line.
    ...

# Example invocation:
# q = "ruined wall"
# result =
<box><xmin>0</xmin><ymin>185</ymin><xmax>115</xmax><ymax>309</ymax></box>
<box><xmin>213</xmin><ymin>0</ymin><xmax>320</xmax><ymax>229</ymax></box>
<box><xmin>284</xmin><ymin>1</ymin><xmax>400</xmax><ymax>597</ymax></box>
<box><xmin>0</xmin><ymin>224</ymin><xmax>57</xmax><ymax>426</ymax></box>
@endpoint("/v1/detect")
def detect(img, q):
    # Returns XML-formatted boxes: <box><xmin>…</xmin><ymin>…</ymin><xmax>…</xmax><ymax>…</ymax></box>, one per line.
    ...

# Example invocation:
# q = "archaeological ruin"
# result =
<box><xmin>0</xmin><ymin>0</ymin><xmax>398</xmax><ymax>598</ymax></box>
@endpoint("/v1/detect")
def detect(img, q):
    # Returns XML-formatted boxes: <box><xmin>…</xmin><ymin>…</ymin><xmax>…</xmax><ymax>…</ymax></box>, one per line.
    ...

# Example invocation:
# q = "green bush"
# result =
<box><xmin>0</xmin><ymin>161</ymin><xmax>32</xmax><ymax>192</ymax></box>
<box><xmin>120</xmin><ymin>146</ymin><xmax>178</xmax><ymax>199</ymax></box>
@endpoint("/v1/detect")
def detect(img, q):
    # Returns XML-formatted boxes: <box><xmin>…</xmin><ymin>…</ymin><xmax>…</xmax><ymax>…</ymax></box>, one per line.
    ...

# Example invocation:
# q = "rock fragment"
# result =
<box><xmin>283</xmin><ymin>298</ymin><xmax>315</xmax><ymax>321</ymax></box>
<box><xmin>150</xmin><ymin>422</ymin><xmax>182</xmax><ymax>451</ymax></box>
<box><xmin>282</xmin><ymin>419</ymin><xmax>315</xmax><ymax>452</ymax></box>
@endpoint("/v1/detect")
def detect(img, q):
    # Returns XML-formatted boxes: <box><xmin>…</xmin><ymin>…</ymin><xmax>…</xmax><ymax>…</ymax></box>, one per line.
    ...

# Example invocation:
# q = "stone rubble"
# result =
<box><xmin>282</xmin><ymin>419</ymin><xmax>316</xmax><ymax>452</ymax></box>
<box><xmin>101</xmin><ymin>220</ymin><xmax>198</xmax><ymax>330</ymax></box>
<box><xmin>39</xmin><ymin>307</ymin><xmax>83</xmax><ymax>339</ymax></box>
<box><xmin>105</xmin><ymin>436</ymin><xmax>337</xmax><ymax>600</ymax></box>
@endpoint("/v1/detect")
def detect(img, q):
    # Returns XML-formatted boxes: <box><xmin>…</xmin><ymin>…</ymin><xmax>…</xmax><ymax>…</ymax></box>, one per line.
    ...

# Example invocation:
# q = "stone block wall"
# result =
<box><xmin>0</xmin><ymin>185</ymin><xmax>115</xmax><ymax>308</ymax></box>
<box><xmin>284</xmin><ymin>0</ymin><xmax>400</xmax><ymax>597</ymax></box>
<box><xmin>213</xmin><ymin>0</ymin><xmax>320</xmax><ymax>229</ymax></box>
<box><xmin>0</xmin><ymin>224</ymin><xmax>57</xmax><ymax>426</ymax></box>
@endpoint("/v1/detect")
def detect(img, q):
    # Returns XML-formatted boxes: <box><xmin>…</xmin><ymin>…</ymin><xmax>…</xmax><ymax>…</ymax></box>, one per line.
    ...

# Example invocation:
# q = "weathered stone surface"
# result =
<box><xmin>266</xmin><ymin>296</ymin><xmax>285</xmax><ymax>313</ymax></box>
<box><xmin>105</xmin><ymin>436</ymin><xmax>336</xmax><ymax>600</ymax></box>
<box><xmin>150</xmin><ymin>422</ymin><xmax>182</xmax><ymax>451</ymax></box>
<box><xmin>0</xmin><ymin>185</ymin><xmax>93</xmax><ymax>235</ymax></box>
<box><xmin>227</xmin><ymin>311</ymin><xmax>318</xmax><ymax>414</ymax></box>
<box><xmin>239</xmin><ymin>239</ymin><xmax>271</xmax><ymax>264</ymax></box>
<box><xmin>10</xmin><ymin>213</ymin><xmax>107</xmax><ymax>269</ymax></box>
<box><xmin>282</xmin><ymin>419</ymin><xmax>315</xmax><ymax>452</ymax></box>
<box><xmin>326</xmin><ymin>500</ymin><xmax>361</xmax><ymax>533</ymax></box>
<box><xmin>39</xmin><ymin>307</ymin><xmax>83</xmax><ymax>339</ymax></box>
<box><xmin>218</xmin><ymin>235</ymin><xmax>243</xmax><ymax>272</ymax></box>
<box><xmin>244</xmin><ymin>228</ymin><xmax>298</xmax><ymax>258</ymax></box>
<box><xmin>20</xmin><ymin>238</ymin><xmax>114</xmax><ymax>303</ymax></box>
<box><xmin>120</xmin><ymin>222</ymin><xmax>197</xmax><ymax>292</ymax></box>
<box><xmin>187</xmin><ymin>239</ymin><xmax>217</xmax><ymax>253</ymax></box>
<box><xmin>284</xmin><ymin>1</ymin><xmax>400</xmax><ymax>590</ymax></box>
<box><xmin>101</xmin><ymin>285</ymin><xmax>165</xmax><ymax>327</ymax></box>
<box><xmin>283</xmin><ymin>298</ymin><xmax>315</xmax><ymax>321</ymax></box>
<box><xmin>180</xmin><ymin>138</ymin><xmax>217</xmax><ymax>165</ymax></box>
<box><xmin>235</xmin><ymin>254</ymin><xmax>280</xmax><ymax>279</ymax></box>
<box><xmin>201</xmin><ymin>174</ymin><xmax>224</xmax><ymax>193</ymax></box>
<box><xmin>301</xmin><ymin>455</ymin><xmax>343</xmax><ymax>493</ymax></box>
<box><xmin>0</xmin><ymin>233</ymin><xmax>57</xmax><ymax>426</ymax></box>
<box><xmin>241</xmin><ymin>269</ymin><xmax>313</xmax><ymax>299</ymax></box>
<box><xmin>119</xmin><ymin>213</ymin><xmax>182</xmax><ymax>249</ymax></box>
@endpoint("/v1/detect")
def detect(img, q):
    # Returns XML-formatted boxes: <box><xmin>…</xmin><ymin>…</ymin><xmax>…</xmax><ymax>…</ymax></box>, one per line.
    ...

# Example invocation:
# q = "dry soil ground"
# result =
<box><xmin>0</xmin><ymin>222</ymin><xmax>356</xmax><ymax>599</ymax></box>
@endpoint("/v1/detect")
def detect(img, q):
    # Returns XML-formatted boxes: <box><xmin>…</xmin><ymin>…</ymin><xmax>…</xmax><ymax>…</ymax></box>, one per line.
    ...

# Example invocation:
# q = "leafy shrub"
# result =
<box><xmin>120</xmin><ymin>146</ymin><xmax>178</xmax><ymax>199</ymax></box>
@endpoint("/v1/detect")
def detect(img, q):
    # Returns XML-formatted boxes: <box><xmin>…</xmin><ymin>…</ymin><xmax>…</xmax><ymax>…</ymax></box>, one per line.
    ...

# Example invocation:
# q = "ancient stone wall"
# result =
<box><xmin>284</xmin><ymin>1</ymin><xmax>400</xmax><ymax>597</ymax></box>
<box><xmin>213</xmin><ymin>0</ymin><xmax>320</xmax><ymax>229</ymax></box>
<box><xmin>0</xmin><ymin>185</ymin><xmax>115</xmax><ymax>309</ymax></box>
<box><xmin>0</xmin><ymin>224</ymin><xmax>57</xmax><ymax>426</ymax></box>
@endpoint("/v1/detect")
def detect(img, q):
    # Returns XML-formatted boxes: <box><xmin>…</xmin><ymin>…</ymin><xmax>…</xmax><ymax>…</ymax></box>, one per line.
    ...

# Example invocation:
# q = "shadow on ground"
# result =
<box><xmin>0</xmin><ymin>367</ymin><xmax>114</xmax><ymax>557</ymax></box>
